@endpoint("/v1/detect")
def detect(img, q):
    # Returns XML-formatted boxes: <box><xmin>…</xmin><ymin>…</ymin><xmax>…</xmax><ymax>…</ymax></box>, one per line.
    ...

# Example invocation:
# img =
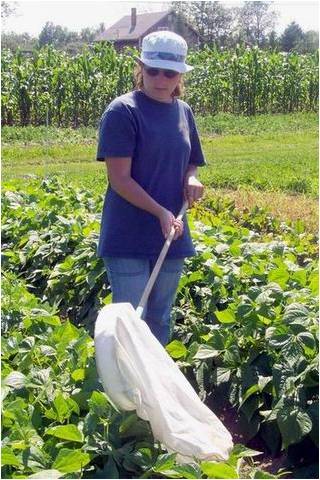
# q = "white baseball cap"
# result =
<box><xmin>136</xmin><ymin>30</ymin><xmax>193</xmax><ymax>74</ymax></box>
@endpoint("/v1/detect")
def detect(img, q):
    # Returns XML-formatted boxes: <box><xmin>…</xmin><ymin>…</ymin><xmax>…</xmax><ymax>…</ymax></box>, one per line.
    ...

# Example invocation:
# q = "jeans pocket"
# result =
<box><xmin>160</xmin><ymin>258</ymin><xmax>185</xmax><ymax>274</ymax></box>
<box><xmin>103</xmin><ymin>257</ymin><xmax>147</xmax><ymax>276</ymax></box>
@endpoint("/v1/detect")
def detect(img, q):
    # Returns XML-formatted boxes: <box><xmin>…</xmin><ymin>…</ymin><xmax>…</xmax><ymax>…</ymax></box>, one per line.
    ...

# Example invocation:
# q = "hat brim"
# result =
<box><xmin>134</xmin><ymin>56</ymin><xmax>193</xmax><ymax>73</ymax></box>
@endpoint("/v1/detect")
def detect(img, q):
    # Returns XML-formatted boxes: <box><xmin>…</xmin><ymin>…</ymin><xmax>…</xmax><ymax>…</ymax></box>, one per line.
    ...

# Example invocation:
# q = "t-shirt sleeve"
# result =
<box><xmin>188</xmin><ymin>108</ymin><xmax>206</xmax><ymax>167</ymax></box>
<box><xmin>96</xmin><ymin>107</ymin><xmax>136</xmax><ymax>161</ymax></box>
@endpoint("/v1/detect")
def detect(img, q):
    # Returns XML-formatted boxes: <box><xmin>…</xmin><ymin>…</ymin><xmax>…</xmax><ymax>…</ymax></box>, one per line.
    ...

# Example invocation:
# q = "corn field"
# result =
<box><xmin>1</xmin><ymin>43</ymin><xmax>318</xmax><ymax>127</ymax></box>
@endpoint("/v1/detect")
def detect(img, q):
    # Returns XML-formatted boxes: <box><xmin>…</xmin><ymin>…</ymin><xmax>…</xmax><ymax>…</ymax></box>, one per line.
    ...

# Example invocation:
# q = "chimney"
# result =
<box><xmin>131</xmin><ymin>8</ymin><xmax>137</xmax><ymax>30</ymax></box>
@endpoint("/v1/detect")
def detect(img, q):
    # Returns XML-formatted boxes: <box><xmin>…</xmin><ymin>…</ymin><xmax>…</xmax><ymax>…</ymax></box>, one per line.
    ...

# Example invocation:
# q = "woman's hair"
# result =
<box><xmin>133</xmin><ymin>62</ymin><xmax>185</xmax><ymax>98</ymax></box>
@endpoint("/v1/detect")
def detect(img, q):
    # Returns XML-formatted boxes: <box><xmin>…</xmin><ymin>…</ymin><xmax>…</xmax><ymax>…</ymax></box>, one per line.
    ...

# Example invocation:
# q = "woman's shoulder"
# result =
<box><xmin>176</xmin><ymin>98</ymin><xmax>193</xmax><ymax>114</ymax></box>
<box><xmin>106</xmin><ymin>91</ymin><xmax>137</xmax><ymax>113</ymax></box>
<box><xmin>176</xmin><ymin>99</ymin><xmax>195</xmax><ymax>123</ymax></box>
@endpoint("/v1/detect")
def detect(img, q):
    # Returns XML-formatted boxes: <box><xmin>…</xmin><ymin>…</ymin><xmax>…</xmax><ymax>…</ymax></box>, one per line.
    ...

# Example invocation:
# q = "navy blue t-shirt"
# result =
<box><xmin>96</xmin><ymin>89</ymin><xmax>206</xmax><ymax>259</ymax></box>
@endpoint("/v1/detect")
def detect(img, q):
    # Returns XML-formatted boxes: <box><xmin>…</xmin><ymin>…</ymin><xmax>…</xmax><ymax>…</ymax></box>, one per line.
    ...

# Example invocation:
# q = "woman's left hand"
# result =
<box><xmin>184</xmin><ymin>174</ymin><xmax>204</xmax><ymax>208</ymax></box>
<box><xmin>173</xmin><ymin>218</ymin><xmax>184</xmax><ymax>240</ymax></box>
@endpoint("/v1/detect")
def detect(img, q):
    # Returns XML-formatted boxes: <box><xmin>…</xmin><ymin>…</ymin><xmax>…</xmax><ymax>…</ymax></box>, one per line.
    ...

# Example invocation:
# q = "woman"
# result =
<box><xmin>96</xmin><ymin>30</ymin><xmax>205</xmax><ymax>345</ymax></box>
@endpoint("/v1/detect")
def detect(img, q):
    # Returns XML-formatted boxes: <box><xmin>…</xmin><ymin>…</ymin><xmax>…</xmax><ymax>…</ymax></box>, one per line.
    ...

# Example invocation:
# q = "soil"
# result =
<box><xmin>205</xmin><ymin>390</ymin><xmax>291</xmax><ymax>478</ymax></box>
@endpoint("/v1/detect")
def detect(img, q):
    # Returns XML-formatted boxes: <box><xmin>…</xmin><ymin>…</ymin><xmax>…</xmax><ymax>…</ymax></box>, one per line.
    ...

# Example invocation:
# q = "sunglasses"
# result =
<box><xmin>144</xmin><ymin>66</ymin><xmax>179</xmax><ymax>79</ymax></box>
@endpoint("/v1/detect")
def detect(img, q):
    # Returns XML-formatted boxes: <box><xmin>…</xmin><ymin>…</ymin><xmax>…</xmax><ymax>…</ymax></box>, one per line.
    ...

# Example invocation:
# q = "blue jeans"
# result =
<box><xmin>103</xmin><ymin>257</ymin><xmax>184</xmax><ymax>345</ymax></box>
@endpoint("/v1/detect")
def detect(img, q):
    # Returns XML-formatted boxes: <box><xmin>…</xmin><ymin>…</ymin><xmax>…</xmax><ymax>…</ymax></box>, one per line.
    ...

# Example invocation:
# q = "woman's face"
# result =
<box><xmin>141</xmin><ymin>63</ymin><xmax>182</xmax><ymax>102</ymax></box>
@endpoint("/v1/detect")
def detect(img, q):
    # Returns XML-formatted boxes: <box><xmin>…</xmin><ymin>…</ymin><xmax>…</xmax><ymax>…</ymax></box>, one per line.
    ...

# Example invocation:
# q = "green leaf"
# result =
<box><xmin>166</xmin><ymin>340</ymin><xmax>187</xmax><ymax>359</ymax></box>
<box><xmin>211</xmin><ymin>263</ymin><xmax>224</xmax><ymax>277</ymax></box>
<box><xmin>258</xmin><ymin>376</ymin><xmax>272</xmax><ymax>391</ymax></box>
<box><xmin>272</xmin><ymin>365</ymin><xmax>294</xmax><ymax>397</ymax></box>
<box><xmin>224</xmin><ymin>345</ymin><xmax>241</xmax><ymax>368</ymax></box>
<box><xmin>4</xmin><ymin>371</ymin><xmax>26</xmax><ymax>389</ymax></box>
<box><xmin>28</xmin><ymin>470</ymin><xmax>63</xmax><ymax>479</ymax></box>
<box><xmin>49</xmin><ymin>393</ymin><xmax>79</xmax><ymax>422</ymax></box>
<box><xmin>308</xmin><ymin>271</ymin><xmax>318</xmax><ymax>295</ymax></box>
<box><xmin>201</xmin><ymin>461</ymin><xmax>238</xmax><ymax>478</ymax></box>
<box><xmin>239</xmin><ymin>384</ymin><xmax>260</xmax><ymax>408</ymax></box>
<box><xmin>193</xmin><ymin>345</ymin><xmax>220</xmax><ymax>359</ymax></box>
<box><xmin>283</xmin><ymin>303</ymin><xmax>309</xmax><ymax>324</ymax></box>
<box><xmin>252</xmin><ymin>469</ymin><xmax>277</xmax><ymax>478</ymax></box>
<box><xmin>153</xmin><ymin>469</ymin><xmax>183</xmax><ymax>478</ymax></box>
<box><xmin>52</xmin><ymin>321</ymin><xmax>79</xmax><ymax>350</ymax></box>
<box><xmin>102</xmin><ymin>293</ymin><xmax>112</xmax><ymax>305</ymax></box>
<box><xmin>208</xmin><ymin>330</ymin><xmax>225</xmax><ymax>350</ymax></box>
<box><xmin>277</xmin><ymin>405</ymin><xmax>313</xmax><ymax>448</ymax></box>
<box><xmin>297</xmin><ymin>332</ymin><xmax>316</xmax><ymax>350</ymax></box>
<box><xmin>1</xmin><ymin>447</ymin><xmax>21</xmax><ymax>466</ymax></box>
<box><xmin>52</xmin><ymin>448</ymin><xmax>91</xmax><ymax>473</ymax></box>
<box><xmin>281</xmin><ymin>341</ymin><xmax>303</xmax><ymax>368</ymax></box>
<box><xmin>88</xmin><ymin>390</ymin><xmax>115</xmax><ymax>415</ymax></box>
<box><xmin>229</xmin><ymin>241</ymin><xmax>242</xmax><ymax>256</ymax></box>
<box><xmin>230</xmin><ymin>443</ymin><xmax>263</xmax><ymax>459</ymax></box>
<box><xmin>21</xmin><ymin>445</ymin><xmax>49</xmax><ymax>469</ymax></box>
<box><xmin>291</xmin><ymin>269</ymin><xmax>307</xmax><ymax>287</ymax></box>
<box><xmin>102</xmin><ymin>456</ymin><xmax>119</xmax><ymax>479</ymax></box>
<box><xmin>37</xmin><ymin>314</ymin><xmax>61</xmax><ymax>326</ymax></box>
<box><xmin>178</xmin><ymin>271</ymin><xmax>203</xmax><ymax>290</ymax></box>
<box><xmin>213</xmin><ymin>367</ymin><xmax>231</xmax><ymax>385</ymax></box>
<box><xmin>215</xmin><ymin>308</ymin><xmax>235</xmax><ymax>324</ymax></box>
<box><xmin>119</xmin><ymin>413</ymin><xmax>138</xmax><ymax>434</ymax></box>
<box><xmin>45</xmin><ymin>424</ymin><xmax>84</xmax><ymax>443</ymax></box>
<box><xmin>128</xmin><ymin>448</ymin><xmax>153</xmax><ymax>469</ymax></box>
<box><xmin>268</xmin><ymin>334</ymin><xmax>291</xmax><ymax>348</ymax></box>
<box><xmin>153</xmin><ymin>453</ymin><xmax>176</xmax><ymax>472</ymax></box>
<box><xmin>215</xmin><ymin>243</ymin><xmax>230</xmax><ymax>255</ymax></box>
<box><xmin>260</xmin><ymin>420</ymin><xmax>282</xmax><ymax>455</ymax></box>
<box><xmin>238</xmin><ymin>410</ymin><xmax>261</xmax><ymax>441</ymax></box>
<box><xmin>3</xmin><ymin>398</ymin><xmax>29</xmax><ymax>426</ymax></box>
<box><xmin>240</xmin><ymin>395</ymin><xmax>261</xmax><ymax>422</ymax></box>
<box><xmin>173</xmin><ymin>464</ymin><xmax>201</xmax><ymax>479</ymax></box>
<box><xmin>71</xmin><ymin>368</ymin><xmax>85</xmax><ymax>381</ymax></box>
<box><xmin>268</xmin><ymin>267</ymin><xmax>289</xmax><ymax>288</ymax></box>
<box><xmin>307</xmin><ymin>403</ymin><xmax>319</xmax><ymax>447</ymax></box>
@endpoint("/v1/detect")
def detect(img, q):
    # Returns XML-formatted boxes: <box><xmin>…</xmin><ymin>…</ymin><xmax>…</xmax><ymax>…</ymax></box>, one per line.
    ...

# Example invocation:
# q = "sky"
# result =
<box><xmin>1</xmin><ymin>0</ymin><xmax>319</xmax><ymax>36</ymax></box>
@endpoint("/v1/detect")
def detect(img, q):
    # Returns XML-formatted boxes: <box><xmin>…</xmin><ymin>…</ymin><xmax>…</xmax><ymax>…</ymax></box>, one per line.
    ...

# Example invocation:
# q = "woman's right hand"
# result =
<box><xmin>157</xmin><ymin>208</ymin><xmax>184</xmax><ymax>240</ymax></box>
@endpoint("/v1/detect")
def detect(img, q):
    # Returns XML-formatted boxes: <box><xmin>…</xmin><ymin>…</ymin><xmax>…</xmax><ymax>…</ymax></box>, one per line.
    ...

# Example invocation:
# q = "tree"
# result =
<box><xmin>294</xmin><ymin>30</ymin><xmax>319</xmax><ymax>54</ymax></box>
<box><xmin>170</xmin><ymin>1</ymin><xmax>235</xmax><ymax>47</ymax></box>
<box><xmin>1</xmin><ymin>1</ymin><xmax>17</xmax><ymax>19</ymax></box>
<box><xmin>280</xmin><ymin>21</ymin><xmax>304</xmax><ymax>51</ymax></box>
<box><xmin>38</xmin><ymin>21</ymin><xmax>80</xmax><ymax>47</ymax></box>
<box><xmin>38</xmin><ymin>21</ymin><xmax>58</xmax><ymax>46</ymax></box>
<box><xmin>97</xmin><ymin>22</ymin><xmax>105</xmax><ymax>34</ymax></box>
<box><xmin>268</xmin><ymin>30</ymin><xmax>280</xmax><ymax>50</ymax></box>
<box><xmin>234</xmin><ymin>1</ymin><xmax>278</xmax><ymax>47</ymax></box>
<box><xmin>1</xmin><ymin>31</ymin><xmax>37</xmax><ymax>51</ymax></box>
<box><xmin>80</xmin><ymin>27</ymin><xmax>95</xmax><ymax>43</ymax></box>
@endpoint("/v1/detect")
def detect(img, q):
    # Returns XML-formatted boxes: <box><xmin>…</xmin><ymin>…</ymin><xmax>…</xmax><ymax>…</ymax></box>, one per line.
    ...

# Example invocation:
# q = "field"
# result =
<box><xmin>2</xmin><ymin>112</ymin><xmax>318</xmax><ymax>229</ymax></box>
<box><xmin>2</xmin><ymin>45</ymin><xmax>318</xmax><ymax>127</ymax></box>
<box><xmin>1</xmin><ymin>112</ymin><xmax>319</xmax><ymax>479</ymax></box>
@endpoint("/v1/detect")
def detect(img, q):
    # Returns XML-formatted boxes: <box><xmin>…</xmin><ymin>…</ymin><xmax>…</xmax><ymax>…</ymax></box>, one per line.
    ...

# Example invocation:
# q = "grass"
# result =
<box><xmin>205</xmin><ymin>187</ymin><xmax>319</xmax><ymax>233</ymax></box>
<box><xmin>200</xmin><ymin>131</ymin><xmax>318</xmax><ymax>196</ymax></box>
<box><xmin>4</xmin><ymin>129</ymin><xmax>317</xmax><ymax>195</ymax></box>
<box><xmin>2</xmin><ymin>112</ymin><xmax>318</xmax><ymax>231</ymax></box>
<box><xmin>1</xmin><ymin>125</ymin><xmax>97</xmax><ymax>144</ymax></box>
<box><xmin>196</xmin><ymin>111</ymin><xmax>318</xmax><ymax>136</ymax></box>
<box><xmin>2</xmin><ymin>112</ymin><xmax>317</xmax><ymax>143</ymax></box>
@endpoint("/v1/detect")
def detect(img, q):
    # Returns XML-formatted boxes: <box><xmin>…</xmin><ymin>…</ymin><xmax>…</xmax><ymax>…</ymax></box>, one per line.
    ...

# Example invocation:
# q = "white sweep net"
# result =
<box><xmin>94</xmin><ymin>303</ymin><xmax>233</xmax><ymax>464</ymax></box>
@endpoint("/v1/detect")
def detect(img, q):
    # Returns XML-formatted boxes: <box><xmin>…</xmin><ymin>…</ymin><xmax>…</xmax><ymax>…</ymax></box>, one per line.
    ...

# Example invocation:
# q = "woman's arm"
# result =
<box><xmin>105</xmin><ymin>157</ymin><xmax>183</xmax><ymax>239</ymax></box>
<box><xmin>183</xmin><ymin>164</ymin><xmax>204</xmax><ymax>207</ymax></box>
<box><xmin>106</xmin><ymin>157</ymin><xmax>163</xmax><ymax>217</ymax></box>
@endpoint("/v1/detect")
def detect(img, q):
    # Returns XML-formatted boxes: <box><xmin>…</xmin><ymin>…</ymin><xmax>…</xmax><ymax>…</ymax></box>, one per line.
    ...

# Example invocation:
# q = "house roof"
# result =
<box><xmin>96</xmin><ymin>11</ymin><xmax>169</xmax><ymax>42</ymax></box>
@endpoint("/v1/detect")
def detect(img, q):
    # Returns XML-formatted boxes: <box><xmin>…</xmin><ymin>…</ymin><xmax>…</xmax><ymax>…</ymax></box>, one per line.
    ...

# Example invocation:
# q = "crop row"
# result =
<box><xmin>2</xmin><ymin>176</ymin><xmax>319</xmax><ymax>478</ymax></box>
<box><xmin>1</xmin><ymin>43</ymin><xmax>318</xmax><ymax>127</ymax></box>
<box><xmin>3</xmin><ymin>270</ymin><xmax>279</xmax><ymax>479</ymax></box>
